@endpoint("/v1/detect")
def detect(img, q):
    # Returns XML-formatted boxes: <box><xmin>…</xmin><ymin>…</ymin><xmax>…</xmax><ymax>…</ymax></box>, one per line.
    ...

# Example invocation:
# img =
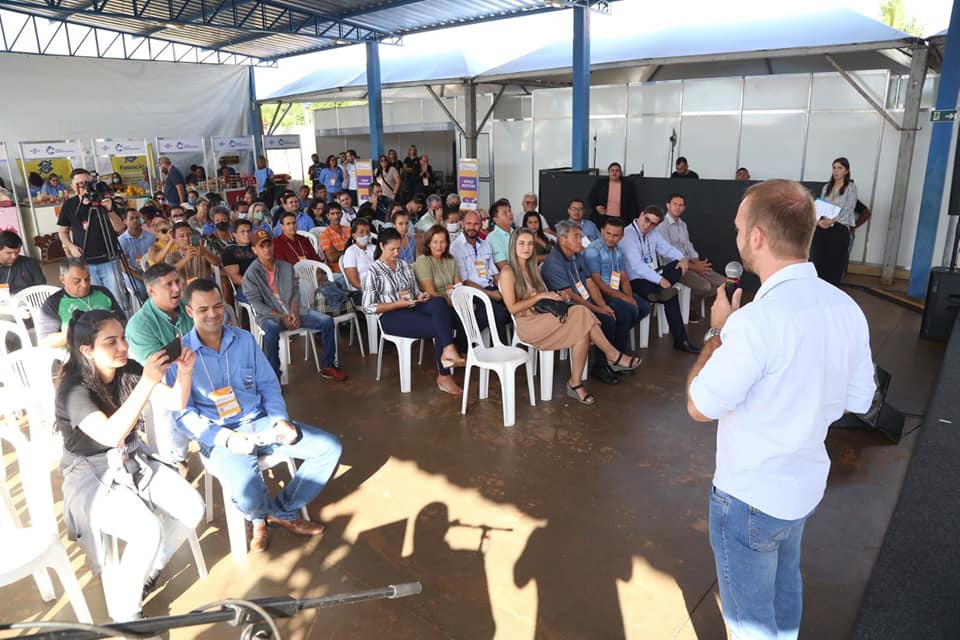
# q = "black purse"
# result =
<box><xmin>533</xmin><ymin>298</ymin><xmax>570</xmax><ymax>322</ymax></box>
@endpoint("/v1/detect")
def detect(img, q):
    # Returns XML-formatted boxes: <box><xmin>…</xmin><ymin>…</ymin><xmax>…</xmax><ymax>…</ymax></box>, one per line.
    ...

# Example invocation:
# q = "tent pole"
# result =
<box><xmin>572</xmin><ymin>5</ymin><xmax>590</xmax><ymax>171</ymax></box>
<box><xmin>465</xmin><ymin>80</ymin><xmax>477</xmax><ymax>158</ymax></box>
<box><xmin>366</xmin><ymin>41</ymin><xmax>385</xmax><ymax>160</ymax></box>
<box><xmin>249</xmin><ymin>66</ymin><xmax>264</xmax><ymax>157</ymax></box>
<box><xmin>425</xmin><ymin>86</ymin><xmax>468</xmax><ymax>138</ymax></box>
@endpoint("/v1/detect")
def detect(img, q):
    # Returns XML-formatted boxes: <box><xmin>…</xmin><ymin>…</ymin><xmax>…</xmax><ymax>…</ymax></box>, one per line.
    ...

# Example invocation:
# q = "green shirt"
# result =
<box><xmin>125</xmin><ymin>298</ymin><xmax>194</xmax><ymax>364</ymax></box>
<box><xmin>487</xmin><ymin>226</ymin><xmax>512</xmax><ymax>265</ymax></box>
<box><xmin>413</xmin><ymin>255</ymin><xmax>459</xmax><ymax>299</ymax></box>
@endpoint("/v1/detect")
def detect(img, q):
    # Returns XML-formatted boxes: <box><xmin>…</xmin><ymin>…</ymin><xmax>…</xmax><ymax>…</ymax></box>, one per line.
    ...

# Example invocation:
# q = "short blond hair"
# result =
<box><xmin>741</xmin><ymin>180</ymin><xmax>816</xmax><ymax>260</ymax></box>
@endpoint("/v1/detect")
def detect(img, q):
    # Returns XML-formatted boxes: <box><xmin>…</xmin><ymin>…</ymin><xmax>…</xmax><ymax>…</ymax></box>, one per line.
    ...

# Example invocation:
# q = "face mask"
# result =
<box><xmin>139</xmin><ymin>217</ymin><xmax>145</xmax><ymax>225</ymax></box>
<box><xmin>446</xmin><ymin>222</ymin><xmax>461</xmax><ymax>233</ymax></box>
<box><xmin>188</xmin><ymin>197</ymin><xmax>198</xmax><ymax>205</ymax></box>
<box><xmin>112</xmin><ymin>178</ymin><xmax>120</xmax><ymax>184</ymax></box>
<box><xmin>238</xmin><ymin>212</ymin><xmax>249</xmax><ymax>220</ymax></box>
<box><xmin>253</xmin><ymin>211</ymin><xmax>264</xmax><ymax>222</ymax></box>
<box><xmin>215</xmin><ymin>222</ymin><xmax>229</xmax><ymax>231</ymax></box>
<box><xmin>355</xmin><ymin>235</ymin><xmax>370</xmax><ymax>247</ymax></box>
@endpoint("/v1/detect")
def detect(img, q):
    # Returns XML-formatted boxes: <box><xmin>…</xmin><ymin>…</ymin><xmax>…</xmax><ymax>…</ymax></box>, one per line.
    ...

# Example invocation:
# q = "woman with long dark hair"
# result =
<box><xmin>374</xmin><ymin>154</ymin><xmax>401</xmax><ymax>201</ymax></box>
<box><xmin>812</xmin><ymin>157</ymin><xmax>858</xmax><ymax>286</ymax></box>
<box><xmin>55</xmin><ymin>309</ymin><xmax>202</xmax><ymax>622</ymax></box>
<box><xmin>523</xmin><ymin>210</ymin><xmax>555</xmax><ymax>262</ymax></box>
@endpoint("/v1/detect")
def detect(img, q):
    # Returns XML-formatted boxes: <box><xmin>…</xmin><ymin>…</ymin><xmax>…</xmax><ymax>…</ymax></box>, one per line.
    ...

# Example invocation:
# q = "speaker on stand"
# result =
<box><xmin>830</xmin><ymin>366</ymin><xmax>905</xmax><ymax>443</ymax></box>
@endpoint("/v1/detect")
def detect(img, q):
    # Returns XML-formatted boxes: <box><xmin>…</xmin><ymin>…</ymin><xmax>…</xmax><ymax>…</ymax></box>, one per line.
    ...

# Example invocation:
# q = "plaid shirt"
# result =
<box><xmin>660</xmin><ymin>215</ymin><xmax>699</xmax><ymax>261</ymax></box>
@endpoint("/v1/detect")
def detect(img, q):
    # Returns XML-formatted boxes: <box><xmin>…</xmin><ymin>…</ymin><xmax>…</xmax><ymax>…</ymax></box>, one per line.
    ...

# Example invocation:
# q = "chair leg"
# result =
<box><xmin>525</xmin><ymin>357</ymin><xmax>536</xmax><ymax>407</ymax></box>
<box><xmin>354</xmin><ymin>317</ymin><xmax>366</xmax><ymax>357</ymax></box>
<box><xmin>187</xmin><ymin>530</ymin><xmax>208</xmax><ymax>579</ymax></box>
<box><xmin>204</xmin><ymin>470</ymin><xmax>214</xmax><ymax>523</ymax></box>
<box><xmin>31</xmin><ymin>569</ymin><xmax>56</xmax><ymax>602</ymax></box>
<box><xmin>49</xmin><ymin>544</ymin><xmax>93</xmax><ymax>622</ymax></box>
<box><xmin>418</xmin><ymin>339</ymin><xmax>425</xmax><ymax>366</ymax></box>
<box><xmin>461</xmin><ymin>364</ymin><xmax>472</xmax><ymax>416</ymax></box>
<box><xmin>309</xmin><ymin>333</ymin><xmax>321</xmax><ymax>373</ymax></box>
<box><xmin>479</xmin><ymin>368</ymin><xmax>490</xmax><ymax>400</ymax></box>
<box><xmin>539</xmin><ymin>351</ymin><xmax>554</xmax><ymax>402</ymax></box>
<box><xmin>221</xmin><ymin>487</ymin><xmax>249</xmax><ymax>563</ymax></box>
<box><xmin>397</xmin><ymin>342</ymin><xmax>413</xmax><ymax>393</ymax></box>
<box><xmin>366</xmin><ymin>315</ymin><xmax>379</xmax><ymax>355</ymax></box>
<box><xmin>499</xmin><ymin>367</ymin><xmax>517</xmax><ymax>427</ymax></box>
<box><xmin>376</xmin><ymin>337</ymin><xmax>385</xmax><ymax>381</ymax></box>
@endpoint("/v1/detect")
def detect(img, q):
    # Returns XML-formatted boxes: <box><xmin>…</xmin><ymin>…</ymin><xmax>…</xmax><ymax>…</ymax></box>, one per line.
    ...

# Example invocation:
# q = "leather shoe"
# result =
<box><xmin>647</xmin><ymin>287</ymin><xmax>678</xmax><ymax>303</ymax></box>
<box><xmin>591</xmin><ymin>365</ymin><xmax>620</xmax><ymax>385</ymax></box>
<box><xmin>673</xmin><ymin>340</ymin><xmax>702</xmax><ymax>354</ymax></box>
<box><xmin>266</xmin><ymin>515</ymin><xmax>327</xmax><ymax>537</ymax></box>
<box><xmin>250</xmin><ymin>520</ymin><xmax>269</xmax><ymax>553</ymax></box>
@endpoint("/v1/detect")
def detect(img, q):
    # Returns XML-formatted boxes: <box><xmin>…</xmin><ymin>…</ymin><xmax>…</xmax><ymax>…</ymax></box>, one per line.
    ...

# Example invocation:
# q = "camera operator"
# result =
<box><xmin>57</xmin><ymin>168</ymin><xmax>127</xmax><ymax>301</ymax></box>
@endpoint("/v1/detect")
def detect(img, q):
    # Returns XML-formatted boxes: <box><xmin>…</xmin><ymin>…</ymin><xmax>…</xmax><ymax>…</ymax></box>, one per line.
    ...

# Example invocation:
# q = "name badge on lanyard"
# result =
<box><xmin>0</xmin><ymin>283</ymin><xmax>10</xmax><ymax>304</ymax></box>
<box><xmin>474</xmin><ymin>259</ymin><xmax>488</xmax><ymax>279</ymax></box>
<box><xmin>575</xmin><ymin>280</ymin><xmax>590</xmax><ymax>301</ymax></box>
<box><xmin>210</xmin><ymin>386</ymin><xmax>242</xmax><ymax>420</ymax></box>
<box><xmin>610</xmin><ymin>271</ymin><xmax>621</xmax><ymax>290</ymax></box>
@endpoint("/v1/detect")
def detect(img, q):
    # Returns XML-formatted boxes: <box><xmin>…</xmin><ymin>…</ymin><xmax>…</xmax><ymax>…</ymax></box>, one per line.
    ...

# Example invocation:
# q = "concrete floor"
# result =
<box><xmin>0</xmin><ymin>288</ymin><xmax>944</xmax><ymax>640</ymax></box>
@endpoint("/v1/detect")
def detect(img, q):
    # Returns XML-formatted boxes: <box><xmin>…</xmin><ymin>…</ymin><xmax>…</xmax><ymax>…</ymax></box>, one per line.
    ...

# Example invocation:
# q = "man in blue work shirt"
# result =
<box><xmin>172</xmin><ymin>278</ymin><xmax>342</xmax><ymax>553</ymax></box>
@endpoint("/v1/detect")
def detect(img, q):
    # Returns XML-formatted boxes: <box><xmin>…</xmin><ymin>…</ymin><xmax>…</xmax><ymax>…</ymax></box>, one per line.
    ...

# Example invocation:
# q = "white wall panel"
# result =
<box><xmin>493</xmin><ymin>120</ymin><xmax>533</xmax><ymax>206</ymax></box>
<box><xmin>591</xmin><ymin>86</ymin><xmax>627</xmax><ymax>116</ymax></box>
<box><xmin>627</xmin><ymin>81</ymin><xmax>681</xmax><ymax>115</ymax></box>
<box><xmin>678</xmin><ymin>114</ymin><xmax>740</xmax><ymax>178</ymax></box>
<box><xmin>626</xmin><ymin>114</ymin><xmax>682</xmax><ymax>178</ymax></box>
<box><xmin>682</xmin><ymin>77</ymin><xmax>741</xmax><ymax>112</ymax></box>
<box><xmin>803</xmin><ymin>111</ymin><xmax>882</xmax><ymax>201</ymax></box>
<box><xmin>338</xmin><ymin>105</ymin><xmax>369</xmax><ymax>129</ymax></box>
<box><xmin>739</xmin><ymin>112</ymin><xmax>806</xmax><ymax>180</ymax></box>
<box><xmin>742</xmin><ymin>74</ymin><xmax>810</xmax><ymax>110</ymax></box>
<box><xmin>532</xmin><ymin>118</ymin><xmax>572</xmax><ymax>193</ymax></box>
<box><xmin>811</xmin><ymin>70</ymin><xmax>888</xmax><ymax>110</ymax></box>
<box><xmin>534</xmin><ymin>88</ymin><xmax>572</xmax><ymax>118</ymax></box>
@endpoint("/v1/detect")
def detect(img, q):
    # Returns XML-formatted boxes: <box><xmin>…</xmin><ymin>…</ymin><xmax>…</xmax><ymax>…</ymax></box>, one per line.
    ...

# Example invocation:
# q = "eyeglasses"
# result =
<box><xmin>157</xmin><ymin>228</ymin><xmax>170</xmax><ymax>234</ymax></box>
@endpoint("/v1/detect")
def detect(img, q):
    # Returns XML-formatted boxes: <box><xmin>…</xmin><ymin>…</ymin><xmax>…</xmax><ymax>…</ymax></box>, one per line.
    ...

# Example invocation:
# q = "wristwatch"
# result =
<box><xmin>704</xmin><ymin>327</ymin><xmax>722</xmax><ymax>342</ymax></box>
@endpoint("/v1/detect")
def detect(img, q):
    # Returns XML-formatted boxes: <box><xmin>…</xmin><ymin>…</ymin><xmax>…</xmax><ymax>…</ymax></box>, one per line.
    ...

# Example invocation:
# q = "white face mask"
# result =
<box><xmin>355</xmin><ymin>235</ymin><xmax>370</xmax><ymax>247</ymax></box>
<box><xmin>446</xmin><ymin>222</ymin><xmax>461</xmax><ymax>233</ymax></box>
<box><xmin>238</xmin><ymin>213</ymin><xmax>249</xmax><ymax>219</ymax></box>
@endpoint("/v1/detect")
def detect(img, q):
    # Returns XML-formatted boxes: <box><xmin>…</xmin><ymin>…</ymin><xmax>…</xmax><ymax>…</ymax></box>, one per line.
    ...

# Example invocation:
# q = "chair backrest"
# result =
<box><xmin>13</xmin><ymin>285</ymin><xmax>59</xmax><ymax>313</ymax></box>
<box><xmin>371</xmin><ymin>219</ymin><xmax>385</xmax><ymax>232</ymax></box>
<box><xmin>451</xmin><ymin>286</ymin><xmax>506</xmax><ymax>351</ymax></box>
<box><xmin>1</xmin><ymin>347</ymin><xmax>65</xmax><ymax>454</ymax></box>
<box><xmin>0</xmin><ymin>319</ymin><xmax>31</xmax><ymax>356</ymax></box>
<box><xmin>308</xmin><ymin>226</ymin><xmax>325</xmax><ymax>242</ymax></box>
<box><xmin>0</xmin><ymin>422</ymin><xmax>58</xmax><ymax>535</ymax></box>
<box><xmin>294</xmin><ymin>259</ymin><xmax>324</xmax><ymax>309</ymax></box>
<box><xmin>296</xmin><ymin>230</ymin><xmax>320</xmax><ymax>255</ymax></box>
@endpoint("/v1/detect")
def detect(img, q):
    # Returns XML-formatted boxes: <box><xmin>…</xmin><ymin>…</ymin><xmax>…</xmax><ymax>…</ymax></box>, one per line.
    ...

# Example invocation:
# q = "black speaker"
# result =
<box><xmin>921</xmin><ymin>268</ymin><xmax>960</xmax><ymax>341</ymax></box>
<box><xmin>830</xmin><ymin>366</ymin><xmax>904</xmax><ymax>443</ymax></box>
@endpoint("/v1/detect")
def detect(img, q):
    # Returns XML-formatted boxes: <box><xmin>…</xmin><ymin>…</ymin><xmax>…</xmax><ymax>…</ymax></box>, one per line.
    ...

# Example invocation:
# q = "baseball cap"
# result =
<box><xmin>252</xmin><ymin>230</ymin><xmax>272</xmax><ymax>246</ymax></box>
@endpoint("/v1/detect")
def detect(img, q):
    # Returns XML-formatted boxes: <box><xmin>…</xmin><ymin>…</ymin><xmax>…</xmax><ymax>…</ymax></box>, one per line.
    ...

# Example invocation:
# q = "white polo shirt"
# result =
<box><xmin>450</xmin><ymin>233</ymin><xmax>498</xmax><ymax>288</ymax></box>
<box><xmin>689</xmin><ymin>262</ymin><xmax>876</xmax><ymax>520</ymax></box>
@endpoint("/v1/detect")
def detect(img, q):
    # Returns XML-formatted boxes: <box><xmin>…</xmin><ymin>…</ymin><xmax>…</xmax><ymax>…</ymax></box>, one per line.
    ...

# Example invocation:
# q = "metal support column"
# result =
<box><xmin>571</xmin><ymin>5</ymin><xmax>590</xmax><ymax>171</ymax></box>
<box><xmin>365</xmin><ymin>41</ymin><xmax>385</xmax><ymax>160</ymax></box>
<box><xmin>249</xmin><ymin>66</ymin><xmax>264</xmax><ymax>157</ymax></box>
<box><xmin>882</xmin><ymin>44</ymin><xmax>929</xmax><ymax>284</ymax></box>
<box><xmin>909</xmin><ymin>0</ymin><xmax>960</xmax><ymax>297</ymax></box>
<box><xmin>465</xmin><ymin>80</ymin><xmax>478</xmax><ymax>158</ymax></box>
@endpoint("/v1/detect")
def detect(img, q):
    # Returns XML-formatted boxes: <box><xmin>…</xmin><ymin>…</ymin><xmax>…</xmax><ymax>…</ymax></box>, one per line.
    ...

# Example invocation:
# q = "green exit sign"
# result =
<box><xmin>932</xmin><ymin>109</ymin><xmax>958</xmax><ymax>122</ymax></box>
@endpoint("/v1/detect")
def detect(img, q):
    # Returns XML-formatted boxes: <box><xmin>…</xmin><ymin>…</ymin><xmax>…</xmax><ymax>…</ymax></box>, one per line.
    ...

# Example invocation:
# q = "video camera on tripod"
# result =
<box><xmin>82</xmin><ymin>179</ymin><xmax>111</xmax><ymax>205</ymax></box>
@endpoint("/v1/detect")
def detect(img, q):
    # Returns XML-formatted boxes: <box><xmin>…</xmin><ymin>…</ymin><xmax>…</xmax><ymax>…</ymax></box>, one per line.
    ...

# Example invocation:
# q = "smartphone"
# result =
<box><xmin>161</xmin><ymin>336</ymin><xmax>182</xmax><ymax>362</ymax></box>
<box><xmin>190</xmin><ymin>235</ymin><xmax>201</xmax><ymax>248</ymax></box>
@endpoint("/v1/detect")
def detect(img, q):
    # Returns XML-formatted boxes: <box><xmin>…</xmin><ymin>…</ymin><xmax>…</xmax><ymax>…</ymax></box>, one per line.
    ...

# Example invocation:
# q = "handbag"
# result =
<box><xmin>314</xmin><ymin>279</ymin><xmax>350</xmax><ymax>315</ymax></box>
<box><xmin>533</xmin><ymin>298</ymin><xmax>569</xmax><ymax>322</ymax></box>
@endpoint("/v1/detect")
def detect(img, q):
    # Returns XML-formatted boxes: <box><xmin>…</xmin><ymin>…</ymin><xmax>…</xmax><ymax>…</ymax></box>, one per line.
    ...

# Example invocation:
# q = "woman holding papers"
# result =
<box><xmin>812</xmin><ymin>157</ymin><xmax>858</xmax><ymax>286</ymax></box>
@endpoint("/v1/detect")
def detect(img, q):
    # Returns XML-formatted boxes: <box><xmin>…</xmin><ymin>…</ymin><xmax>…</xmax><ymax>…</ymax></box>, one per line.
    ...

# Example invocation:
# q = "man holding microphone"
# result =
<box><xmin>686</xmin><ymin>179</ymin><xmax>876</xmax><ymax>640</ymax></box>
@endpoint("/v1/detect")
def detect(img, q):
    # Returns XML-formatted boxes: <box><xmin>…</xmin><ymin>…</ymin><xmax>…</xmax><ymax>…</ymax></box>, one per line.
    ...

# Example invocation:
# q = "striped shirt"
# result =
<box><xmin>361</xmin><ymin>259</ymin><xmax>421</xmax><ymax>314</ymax></box>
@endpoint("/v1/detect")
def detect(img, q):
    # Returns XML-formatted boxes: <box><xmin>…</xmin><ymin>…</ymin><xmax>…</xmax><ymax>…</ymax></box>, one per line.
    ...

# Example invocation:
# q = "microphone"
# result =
<box><xmin>724</xmin><ymin>261</ymin><xmax>743</xmax><ymax>300</ymax></box>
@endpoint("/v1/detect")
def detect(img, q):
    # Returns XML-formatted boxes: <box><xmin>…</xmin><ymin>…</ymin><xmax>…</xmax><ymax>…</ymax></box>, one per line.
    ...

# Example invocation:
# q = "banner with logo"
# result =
<box><xmin>20</xmin><ymin>158</ymin><xmax>75</xmax><ymax>183</ymax></box>
<box><xmin>156</xmin><ymin>136</ymin><xmax>204</xmax><ymax>154</ymax></box>
<box><xmin>212</xmin><ymin>136</ymin><xmax>254</xmax><ymax>152</ymax></box>
<box><xmin>264</xmin><ymin>135</ymin><xmax>301</xmax><ymax>150</ymax></box>
<box><xmin>95</xmin><ymin>138</ymin><xmax>148</xmax><ymax>157</ymax></box>
<box><xmin>458</xmin><ymin>158</ymin><xmax>479</xmax><ymax>210</ymax></box>
<box><xmin>20</xmin><ymin>141</ymin><xmax>81</xmax><ymax>161</ymax></box>
<box><xmin>110</xmin><ymin>155</ymin><xmax>151</xmax><ymax>188</ymax></box>
<box><xmin>356</xmin><ymin>160</ymin><xmax>373</xmax><ymax>205</ymax></box>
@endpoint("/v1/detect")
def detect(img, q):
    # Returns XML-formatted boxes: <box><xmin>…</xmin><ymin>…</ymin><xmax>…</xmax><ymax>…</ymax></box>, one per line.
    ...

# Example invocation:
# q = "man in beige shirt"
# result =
<box><xmin>660</xmin><ymin>193</ymin><xmax>724</xmax><ymax>321</ymax></box>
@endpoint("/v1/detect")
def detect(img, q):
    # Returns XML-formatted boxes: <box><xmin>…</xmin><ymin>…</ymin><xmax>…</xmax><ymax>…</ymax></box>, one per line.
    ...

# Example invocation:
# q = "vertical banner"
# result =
<box><xmin>458</xmin><ymin>158</ymin><xmax>479</xmax><ymax>210</ymax></box>
<box><xmin>0</xmin><ymin>142</ymin><xmax>22</xmax><ymax>237</ymax></box>
<box><xmin>356</xmin><ymin>160</ymin><xmax>373</xmax><ymax>205</ymax></box>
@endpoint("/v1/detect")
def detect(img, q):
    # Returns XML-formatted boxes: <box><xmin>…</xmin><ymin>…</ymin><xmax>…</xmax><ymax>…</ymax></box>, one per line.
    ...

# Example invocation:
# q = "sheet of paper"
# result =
<box><xmin>815</xmin><ymin>198</ymin><xmax>842</xmax><ymax>220</ymax></box>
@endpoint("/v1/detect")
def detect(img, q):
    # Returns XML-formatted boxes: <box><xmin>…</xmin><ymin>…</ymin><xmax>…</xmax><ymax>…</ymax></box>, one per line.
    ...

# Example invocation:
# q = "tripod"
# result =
<box><xmin>83</xmin><ymin>200</ymin><xmax>141</xmax><ymax>316</ymax></box>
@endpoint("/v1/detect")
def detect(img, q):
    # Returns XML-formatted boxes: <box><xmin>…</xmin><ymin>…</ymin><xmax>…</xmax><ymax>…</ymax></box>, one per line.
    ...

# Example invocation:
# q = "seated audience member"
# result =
<box><xmin>542</xmin><ymin>222</ymin><xmax>640</xmax><ymax>384</ymax></box>
<box><xmin>125</xmin><ymin>263</ymin><xmax>195</xmax><ymax>470</ymax></box>
<box><xmin>221</xmin><ymin>219</ymin><xmax>256</xmax><ymax>304</ymax></box>
<box><xmin>38</xmin><ymin>258</ymin><xmax>126</xmax><ymax>348</ymax></box>
<box><xmin>414</xmin><ymin>225</ymin><xmax>463</xmax><ymax>303</ymax></box>
<box><xmin>242</xmin><ymin>230</ymin><xmax>346</xmax><ymax>382</ymax></box>
<box><xmin>273</xmin><ymin>192</ymin><xmax>313</xmax><ymax>235</ymax></box>
<box><xmin>405</xmin><ymin>195</ymin><xmax>425</xmax><ymax>221</ymax></box>
<box><xmin>362</xmin><ymin>228</ymin><xmax>466</xmax><ymax>396</ymax></box>
<box><xmin>146</xmin><ymin>221</ymin><xmax>175</xmax><ymax>267</ymax></box>
<box><xmin>567</xmin><ymin>198</ymin><xmax>600</xmax><ymax>243</ymax></box>
<box><xmin>152</xmin><ymin>191</ymin><xmax>172</xmax><ymax>217</ymax></box>
<box><xmin>118</xmin><ymin>208</ymin><xmax>155</xmax><ymax>300</ymax></box>
<box><xmin>415</xmin><ymin>194</ymin><xmax>443</xmax><ymax>235</ymax></box>
<box><xmin>171</xmin><ymin>279</ymin><xmax>342</xmax><ymax>552</ymax></box>
<box><xmin>318</xmin><ymin>203</ymin><xmax>351</xmax><ymax>270</ymax></box>
<box><xmin>313</xmin><ymin>184</ymin><xmax>328</xmax><ymax>204</ymax></box>
<box><xmin>169</xmin><ymin>205</ymin><xmax>188</xmax><ymax>225</ymax></box>
<box><xmin>523</xmin><ymin>210</ymin><xmax>554</xmax><ymax>263</ymax></box>
<box><xmin>621</xmin><ymin>205</ymin><xmax>700</xmax><ymax>353</ymax></box>
<box><xmin>140</xmin><ymin>204</ymin><xmax>164</xmax><ymax>234</ymax></box>
<box><xmin>297</xmin><ymin>185</ymin><xmax>311</xmax><ymax>212</ymax></box>
<box><xmin>735</xmin><ymin>167</ymin><xmax>751</xmax><ymax>181</ymax></box>
<box><xmin>371</xmin><ymin>183</ymin><xmax>391</xmax><ymax>221</ymax></box>
<box><xmin>588</xmin><ymin>162</ymin><xmax>638</xmax><ymax>225</ymax></box>
<box><xmin>307</xmin><ymin>197</ymin><xmax>327</xmax><ymax>227</ymax></box>
<box><xmin>443</xmin><ymin>208</ymin><xmax>462</xmax><ymax>244</ymax></box>
<box><xmin>342</xmin><ymin>219</ymin><xmax>376</xmax><ymax>305</ymax></box>
<box><xmin>445</xmin><ymin>193</ymin><xmax>462</xmax><ymax>215</ymax></box>
<box><xmin>337</xmin><ymin>191</ymin><xmax>358</xmax><ymax>227</ymax></box>
<box><xmin>584</xmin><ymin>217</ymin><xmax>649</xmax><ymax>351</ymax></box>
<box><xmin>450</xmin><ymin>210</ymin><xmax>512</xmax><ymax>331</ymax></box>
<box><xmin>56</xmin><ymin>309</ymin><xmax>201</xmax><ymax>622</ymax></box>
<box><xmin>486</xmin><ymin>199</ymin><xmax>514</xmax><ymax>268</ymax></box>
<box><xmin>167</xmin><ymin>222</ymin><xmax>220</xmax><ymax>284</ymax></box>
<box><xmin>500</xmin><ymin>229</ymin><xmax>639</xmax><ymax>405</ymax></box>
<box><xmin>477</xmin><ymin>208</ymin><xmax>490</xmax><ymax>239</ymax></box>
<box><xmin>204</xmin><ymin>207</ymin><xmax>234</xmax><ymax>256</ymax></box>
<box><xmin>189</xmin><ymin>199</ymin><xmax>211</xmax><ymax>234</ymax></box>
<box><xmin>249</xmin><ymin>201</ymin><xmax>273</xmax><ymax>236</ymax></box>
<box><xmin>517</xmin><ymin>193</ymin><xmax>554</xmax><ymax>236</ymax></box>
<box><xmin>186</xmin><ymin>189</ymin><xmax>200</xmax><ymax>207</ymax></box>
<box><xmin>391</xmin><ymin>209</ymin><xmax>417</xmax><ymax>264</ymax></box>
<box><xmin>661</xmin><ymin>194</ymin><xmax>725</xmax><ymax>320</ymax></box>
<box><xmin>671</xmin><ymin>156</ymin><xmax>699</xmax><ymax>179</ymax></box>
<box><xmin>273</xmin><ymin>211</ymin><xmax>322</xmax><ymax>265</ymax></box>
<box><xmin>0</xmin><ymin>230</ymin><xmax>46</xmax><ymax>296</ymax></box>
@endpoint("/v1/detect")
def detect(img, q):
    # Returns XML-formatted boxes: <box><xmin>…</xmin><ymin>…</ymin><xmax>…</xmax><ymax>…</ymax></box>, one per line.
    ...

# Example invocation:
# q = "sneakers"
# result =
<box><xmin>320</xmin><ymin>366</ymin><xmax>348</xmax><ymax>381</ymax></box>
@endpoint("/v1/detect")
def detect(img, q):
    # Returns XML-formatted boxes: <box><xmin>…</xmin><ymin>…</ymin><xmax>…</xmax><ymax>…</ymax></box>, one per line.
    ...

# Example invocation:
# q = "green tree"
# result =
<box><xmin>880</xmin><ymin>0</ymin><xmax>925</xmax><ymax>37</ymax></box>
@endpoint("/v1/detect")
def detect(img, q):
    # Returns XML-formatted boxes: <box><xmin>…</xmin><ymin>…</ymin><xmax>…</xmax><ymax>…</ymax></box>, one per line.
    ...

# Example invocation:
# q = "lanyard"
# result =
<box><xmin>633</xmin><ymin>221</ymin><xmax>653</xmax><ymax>262</ymax></box>
<box><xmin>566</xmin><ymin>257</ymin><xmax>582</xmax><ymax>288</ymax></box>
<box><xmin>198</xmin><ymin>346</ymin><xmax>229</xmax><ymax>390</ymax></box>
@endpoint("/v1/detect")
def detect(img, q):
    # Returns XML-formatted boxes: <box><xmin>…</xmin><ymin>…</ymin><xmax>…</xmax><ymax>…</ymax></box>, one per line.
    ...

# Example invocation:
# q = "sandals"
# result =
<box><xmin>566</xmin><ymin>383</ymin><xmax>596</xmax><ymax>405</ymax></box>
<box><xmin>437</xmin><ymin>380</ymin><xmax>463</xmax><ymax>396</ymax></box>
<box><xmin>440</xmin><ymin>354</ymin><xmax>466</xmax><ymax>369</ymax></box>
<box><xmin>608</xmin><ymin>352</ymin><xmax>642</xmax><ymax>372</ymax></box>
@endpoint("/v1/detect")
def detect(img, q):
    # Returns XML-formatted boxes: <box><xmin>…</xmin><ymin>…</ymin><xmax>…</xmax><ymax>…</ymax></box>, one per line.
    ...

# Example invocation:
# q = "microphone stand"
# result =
<box><xmin>667</xmin><ymin>129</ymin><xmax>678</xmax><ymax>177</ymax></box>
<box><xmin>3</xmin><ymin>582</ymin><xmax>422</xmax><ymax>640</ymax></box>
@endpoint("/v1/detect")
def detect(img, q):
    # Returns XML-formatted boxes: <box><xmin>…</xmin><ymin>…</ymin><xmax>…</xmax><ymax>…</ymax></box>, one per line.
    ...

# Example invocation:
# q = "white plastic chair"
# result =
<box><xmin>240</xmin><ymin>301</ymin><xmax>320</xmax><ymax>385</ymax></box>
<box><xmin>296</xmin><ymin>230</ymin><xmax>320</xmax><ymax>256</ymax></box>
<box><xmin>203</xmin><ymin>453</ymin><xmax>310</xmax><ymax>562</ymax></box>
<box><xmin>629</xmin><ymin>314</ymin><xmax>652</xmax><ymax>351</ymax></box>
<box><xmin>294</xmin><ymin>260</ymin><xmax>364</xmax><ymax>366</ymax></box>
<box><xmin>452</xmin><ymin>287</ymin><xmax>534</xmax><ymax>427</ymax></box>
<box><xmin>375</xmin><ymin>315</ymin><xmax>426</xmax><ymax>393</ymax></box>
<box><xmin>12</xmin><ymin>284</ymin><xmax>59</xmax><ymax>346</ymax></box>
<box><xmin>654</xmin><ymin>284</ymin><xmax>691</xmax><ymax>338</ymax></box>
<box><xmin>0</xmin><ymin>319</ymin><xmax>31</xmax><ymax>356</ymax></box>
<box><xmin>0</xmin><ymin>347</ymin><xmax>64</xmax><ymax>458</ymax></box>
<box><xmin>0</xmin><ymin>422</ymin><xmax>93</xmax><ymax>622</ymax></box>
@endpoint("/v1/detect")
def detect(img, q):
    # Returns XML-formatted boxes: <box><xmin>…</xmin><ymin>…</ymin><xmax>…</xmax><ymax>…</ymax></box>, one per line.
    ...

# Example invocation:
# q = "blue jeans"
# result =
<box><xmin>709</xmin><ymin>487</ymin><xmax>809</xmax><ymax>640</ymax></box>
<box><xmin>203</xmin><ymin>417</ymin><xmax>342</xmax><ymax>521</ymax></box>
<box><xmin>260</xmin><ymin>310</ymin><xmax>336</xmax><ymax>376</ymax></box>
<box><xmin>88</xmin><ymin>260</ymin><xmax>125</xmax><ymax>306</ymax></box>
